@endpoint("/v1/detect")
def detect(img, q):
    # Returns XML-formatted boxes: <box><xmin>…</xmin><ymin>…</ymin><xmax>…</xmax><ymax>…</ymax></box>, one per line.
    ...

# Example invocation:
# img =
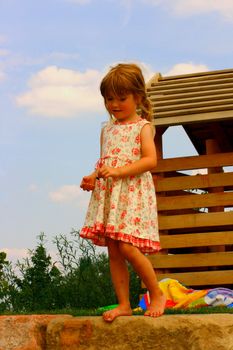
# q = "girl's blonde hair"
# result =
<box><xmin>100</xmin><ymin>63</ymin><xmax>152</xmax><ymax>122</ymax></box>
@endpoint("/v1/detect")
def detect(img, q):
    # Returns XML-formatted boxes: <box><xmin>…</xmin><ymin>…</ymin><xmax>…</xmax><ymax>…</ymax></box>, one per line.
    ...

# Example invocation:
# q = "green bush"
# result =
<box><xmin>0</xmin><ymin>230</ymin><xmax>141</xmax><ymax>313</ymax></box>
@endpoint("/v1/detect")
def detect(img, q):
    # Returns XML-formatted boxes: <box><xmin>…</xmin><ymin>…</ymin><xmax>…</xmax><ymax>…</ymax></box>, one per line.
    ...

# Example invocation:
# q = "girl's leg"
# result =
<box><xmin>119</xmin><ymin>241</ymin><xmax>166</xmax><ymax>317</ymax></box>
<box><xmin>103</xmin><ymin>238</ymin><xmax>132</xmax><ymax>322</ymax></box>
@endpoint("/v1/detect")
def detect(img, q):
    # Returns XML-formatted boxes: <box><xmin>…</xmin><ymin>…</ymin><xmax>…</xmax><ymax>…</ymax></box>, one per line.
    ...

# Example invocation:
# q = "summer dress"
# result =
<box><xmin>80</xmin><ymin>118</ymin><xmax>161</xmax><ymax>254</ymax></box>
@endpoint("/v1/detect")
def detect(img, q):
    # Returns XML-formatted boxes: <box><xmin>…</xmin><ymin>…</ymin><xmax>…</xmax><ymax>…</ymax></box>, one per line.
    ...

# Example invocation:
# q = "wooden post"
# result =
<box><xmin>153</xmin><ymin>127</ymin><xmax>170</xmax><ymax>277</ymax></box>
<box><xmin>206</xmin><ymin>139</ymin><xmax>225</xmax><ymax>253</ymax></box>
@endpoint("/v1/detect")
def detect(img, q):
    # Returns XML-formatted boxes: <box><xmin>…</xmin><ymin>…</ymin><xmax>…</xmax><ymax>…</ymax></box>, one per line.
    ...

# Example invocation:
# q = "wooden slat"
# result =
<box><xmin>150</xmin><ymin>89</ymin><xmax>233</xmax><ymax>102</ymax></box>
<box><xmin>155</xmin><ymin>173</ymin><xmax>233</xmax><ymax>192</ymax></box>
<box><xmin>149</xmin><ymin>252</ymin><xmax>233</xmax><ymax>268</ymax></box>
<box><xmin>156</xmin><ymin>270</ymin><xmax>233</xmax><ymax>286</ymax></box>
<box><xmin>152</xmin><ymin>153</ymin><xmax>233</xmax><ymax>172</ymax></box>
<box><xmin>153</xmin><ymin>98</ymin><xmax>233</xmax><ymax>113</ymax></box>
<box><xmin>158</xmin><ymin>211</ymin><xmax>233</xmax><ymax>230</ymax></box>
<box><xmin>149</xmin><ymin>90</ymin><xmax>233</xmax><ymax>103</ymax></box>
<box><xmin>152</xmin><ymin>110</ymin><xmax>233</xmax><ymax>126</ymax></box>
<box><xmin>148</xmin><ymin>81</ymin><xmax>233</xmax><ymax>94</ymax></box>
<box><xmin>157</xmin><ymin>73</ymin><xmax>233</xmax><ymax>86</ymax></box>
<box><xmin>160</xmin><ymin>231</ymin><xmax>233</xmax><ymax>249</ymax></box>
<box><xmin>150</xmin><ymin>82</ymin><xmax>233</xmax><ymax>95</ymax></box>
<box><xmin>157</xmin><ymin>68</ymin><xmax>233</xmax><ymax>82</ymax></box>
<box><xmin>154</xmin><ymin>104</ymin><xmax>233</xmax><ymax>118</ymax></box>
<box><xmin>151</xmin><ymin>93</ymin><xmax>233</xmax><ymax>106</ymax></box>
<box><xmin>157</xmin><ymin>192</ymin><xmax>233</xmax><ymax>211</ymax></box>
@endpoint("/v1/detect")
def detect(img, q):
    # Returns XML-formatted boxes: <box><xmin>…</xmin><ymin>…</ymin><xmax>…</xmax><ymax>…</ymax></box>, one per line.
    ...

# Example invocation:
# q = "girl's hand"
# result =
<box><xmin>80</xmin><ymin>174</ymin><xmax>96</xmax><ymax>191</ymax></box>
<box><xmin>98</xmin><ymin>165</ymin><xmax>120</xmax><ymax>179</ymax></box>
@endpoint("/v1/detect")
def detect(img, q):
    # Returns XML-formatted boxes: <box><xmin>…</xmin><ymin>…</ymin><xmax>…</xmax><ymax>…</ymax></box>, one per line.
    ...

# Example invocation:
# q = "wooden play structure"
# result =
<box><xmin>146</xmin><ymin>68</ymin><xmax>233</xmax><ymax>288</ymax></box>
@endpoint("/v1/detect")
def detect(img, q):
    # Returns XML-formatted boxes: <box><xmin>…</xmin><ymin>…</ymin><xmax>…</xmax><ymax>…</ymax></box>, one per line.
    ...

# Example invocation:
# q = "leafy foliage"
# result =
<box><xmin>8</xmin><ymin>233</ymin><xmax>63</xmax><ymax>312</ymax></box>
<box><xmin>0</xmin><ymin>252</ymin><xmax>12</xmax><ymax>312</ymax></box>
<box><xmin>0</xmin><ymin>230</ymin><xmax>141</xmax><ymax>313</ymax></box>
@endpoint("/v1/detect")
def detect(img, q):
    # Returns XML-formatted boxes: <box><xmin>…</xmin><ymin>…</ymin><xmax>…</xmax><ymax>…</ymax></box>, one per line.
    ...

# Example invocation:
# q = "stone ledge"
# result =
<box><xmin>0</xmin><ymin>314</ymin><xmax>233</xmax><ymax>350</ymax></box>
<box><xmin>0</xmin><ymin>315</ymin><xmax>72</xmax><ymax>350</ymax></box>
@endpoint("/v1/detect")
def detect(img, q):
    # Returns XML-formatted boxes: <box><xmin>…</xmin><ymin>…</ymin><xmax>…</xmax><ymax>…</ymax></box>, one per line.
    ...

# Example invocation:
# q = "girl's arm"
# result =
<box><xmin>80</xmin><ymin>127</ymin><xmax>104</xmax><ymax>191</ymax></box>
<box><xmin>80</xmin><ymin>171</ymin><xmax>98</xmax><ymax>191</ymax></box>
<box><xmin>98</xmin><ymin>124</ymin><xmax>157</xmax><ymax>179</ymax></box>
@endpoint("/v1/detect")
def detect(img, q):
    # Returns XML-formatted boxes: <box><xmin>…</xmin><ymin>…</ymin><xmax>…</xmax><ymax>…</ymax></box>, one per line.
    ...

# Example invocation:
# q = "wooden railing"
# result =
<box><xmin>146</xmin><ymin>151</ymin><xmax>233</xmax><ymax>288</ymax></box>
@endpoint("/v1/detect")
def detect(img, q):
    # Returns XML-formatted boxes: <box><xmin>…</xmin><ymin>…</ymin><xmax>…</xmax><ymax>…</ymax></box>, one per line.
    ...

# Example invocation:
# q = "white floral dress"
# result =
<box><xmin>80</xmin><ymin>118</ymin><xmax>161</xmax><ymax>254</ymax></box>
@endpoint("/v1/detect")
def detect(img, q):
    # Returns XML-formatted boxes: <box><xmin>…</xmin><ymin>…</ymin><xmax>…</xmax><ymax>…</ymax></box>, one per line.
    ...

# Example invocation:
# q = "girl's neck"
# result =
<box><xmin>113</xmin><ymin>115</ymin><xmax>142</xmax><ymax>125</ymax></box>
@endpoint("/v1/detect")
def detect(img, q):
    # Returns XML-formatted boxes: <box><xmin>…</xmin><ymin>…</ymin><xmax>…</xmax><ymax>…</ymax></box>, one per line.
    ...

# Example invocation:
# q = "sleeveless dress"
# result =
<box><xmin>80</xmin><ymin>118</ymin><xmax>161</xmax><ymax>254</ymax></box>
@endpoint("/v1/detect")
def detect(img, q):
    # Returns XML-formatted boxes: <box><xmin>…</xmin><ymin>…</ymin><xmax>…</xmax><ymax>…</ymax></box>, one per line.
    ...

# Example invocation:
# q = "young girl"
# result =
<box><xmin>80</xmin><ymin>63</ymin><xmax>166</xmax><ymax>322</ymax></box>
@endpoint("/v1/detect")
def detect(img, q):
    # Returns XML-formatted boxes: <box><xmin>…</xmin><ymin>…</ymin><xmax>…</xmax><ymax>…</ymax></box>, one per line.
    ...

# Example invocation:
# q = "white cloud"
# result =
<box><xmin>164</xmin><ymin>62</ymin><xmax>209</xmax><ymax>76</ymax></box>
<box><xmin>16</xmin><ymin>66</ymin><xmax>104</xmax><ymax>118</ymax></box>
<box><xmin>16</xmin><ymin>62</ymin><xmax>155</xmax><ymax>118</ymax></box>
<box><xmin>49</xmin><ymin>184</ymin><xmax>90</xmax><ymax>205</ymax></box>
<box><xmin>142</xmin><ymin>0</ymin><xmax>233</xmax><ymax>21</ymax></box>
<box><xmin>139</xmin><ymin>62</ymin><xmax>156</xmax><ymax>81</ymax></box>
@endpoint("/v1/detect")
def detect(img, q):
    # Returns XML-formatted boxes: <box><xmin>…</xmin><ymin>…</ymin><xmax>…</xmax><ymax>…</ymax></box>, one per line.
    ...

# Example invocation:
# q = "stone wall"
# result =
<box><xmin>0</xmin><ymin>314</ymin><xmax>232</xmax><ymax>350</ymax></box>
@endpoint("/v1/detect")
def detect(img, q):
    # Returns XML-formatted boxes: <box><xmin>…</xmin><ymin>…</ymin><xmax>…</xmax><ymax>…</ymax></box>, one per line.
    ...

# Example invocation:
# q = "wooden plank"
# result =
<box><xmin>156</xmin><ymin>270</ymin><xmax>233</xmax><ymax>286</ymax></box>
<box><xmin>155</xmin><ymin>173</ymin><xmax>233</xmax><ymax>192</ymax></box>
<box><xmin>154</xmin><ymin>104</ymin><xmax>233</xmax><ymax>118</ymax></box>
<box><xmin>158</xmin><ymin>211</ymin><xmax>233</xmax><ymax>230</ymax></box>
<box><xmin>157</xmin><ymin>192</ymin><xmax>233</xmax><ymax>211</ymax></box>
<box><xmin>147</xmin><ymin>81</ymin><xmax>233</xmax><ymax>94</ymax></box>
<box><xmin>150</xmin><ymin>80</ymin><xmax>233</xmax><ymax>93</ymax></box>
<box><xmin>148</xmin><ymin>252</ymin><xmax>233</xmax><ymax>268</ymax></box>
<box><xmin>156</xmin><ymin>72</ymin><xmax>233</xmax><ymax>86</ymax></box>
<box><xmin>149</xmin><ymin>89</ymin><xmax>233</xmax><ymax>103</ymax></box>
<box><xmin>160</xmin><ymin>231</ymin><xmax>233</xmax><ymax>249</ymax></box>
<box><xmin>152</xmin><ymin>153</ymin><xmax>233</xmax><ymax>173</ymax></box>
<box><xmin>150</xmin><ymin>92</ymin><xmax>233</xmax><ymax>106</ymax></box>
<box><xmin>152</xmin><ymin>110</ymin><xmax>233</xmax><ymax>126</ymax></box>
<box><xmin>157</xmin><ymin>68</ymin><xmax>233</xmax><ymax>82</ymax></box>
<box><xmin>154</xmin><ymin>98</ymin><xmax>233</xmax><ymax>113</ymax></box>
<box><xmin>150</xmin><ymin>88</ymin><xmax>233</xmax><ymax>102</ymax></box>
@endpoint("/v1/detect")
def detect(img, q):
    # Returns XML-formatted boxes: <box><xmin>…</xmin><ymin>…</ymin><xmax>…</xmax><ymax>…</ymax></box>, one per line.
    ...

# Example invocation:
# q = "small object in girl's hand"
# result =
<box><xmin>85</xmin><ymin>184</ymin><xmax>95</xmax><ymax>191</ymax></box>
<box><xmin>80</xmin><ymin>177</ymin><xmax>95</xmax><ymax>191</ymax></box>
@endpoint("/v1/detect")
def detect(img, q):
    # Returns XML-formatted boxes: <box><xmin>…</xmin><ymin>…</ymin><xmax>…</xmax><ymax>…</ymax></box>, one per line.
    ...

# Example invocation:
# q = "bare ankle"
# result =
<box><xmin>148</xmin><ymin>287</ymin><xmax>164</xmax><ymax>303</ymax></box>
<box><xmin>118</xmin><ymin>302</ymin><xmax>131</xmax><ymax>310</ymax></box>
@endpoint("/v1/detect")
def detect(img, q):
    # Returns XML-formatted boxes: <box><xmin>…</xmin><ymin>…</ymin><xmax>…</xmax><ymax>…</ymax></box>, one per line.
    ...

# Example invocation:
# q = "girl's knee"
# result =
<box><xmin>119</xmin><ymin>241</ymin><xmax>137</xmax><ymax>260</ymax></box>
<box><xmin>107</xmin><ymin>239</ymin><xmax>121</xmax><ymax>260</ymax></box>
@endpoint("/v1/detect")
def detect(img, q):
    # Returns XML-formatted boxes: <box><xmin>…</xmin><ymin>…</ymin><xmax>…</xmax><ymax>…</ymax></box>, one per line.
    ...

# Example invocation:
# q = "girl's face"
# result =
<box><xmin>105</xmin><ymin>93</ymin><xmax>139</xmax><ymax>123</ymax></box>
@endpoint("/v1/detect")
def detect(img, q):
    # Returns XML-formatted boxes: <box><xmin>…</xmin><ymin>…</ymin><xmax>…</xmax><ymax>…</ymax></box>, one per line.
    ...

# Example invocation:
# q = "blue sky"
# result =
<box><xmin>1</xmin><ymin>0</ymin><xmax>233</xmax><ymax>262</ymax></box>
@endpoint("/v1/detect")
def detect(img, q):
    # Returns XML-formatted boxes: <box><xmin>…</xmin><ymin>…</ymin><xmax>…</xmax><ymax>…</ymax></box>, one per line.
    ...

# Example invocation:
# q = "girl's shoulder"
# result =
<box><xmin>138</xmin><ymin>118</ymin><xmax>155</xmax><ymax>137</ymax></box>
<box><xmin>101</xmin><ymin>120</ymin><xmax>112</xmax><ymax>128</ymax></box>
<box><xmin>137</xmin><ymin>118</ymin><xmax>152</xmax><ymax>130</ymax></box>
<box><xmin>101</xmin><ymin>120</ymin><xmax>113</xmax><ymax>132</ymax></box>
<box><xmin>138</xmin><ymin>118</ymin><xmax>150</xmax><ymax>126</ymax></box>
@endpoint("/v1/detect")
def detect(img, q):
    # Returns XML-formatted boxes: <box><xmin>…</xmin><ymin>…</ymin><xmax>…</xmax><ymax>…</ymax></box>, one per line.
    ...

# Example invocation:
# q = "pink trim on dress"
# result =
<box><xmin>80</xmin><ymin>225</ymin><xmax>161</xmax><ymax>254</ymax></box>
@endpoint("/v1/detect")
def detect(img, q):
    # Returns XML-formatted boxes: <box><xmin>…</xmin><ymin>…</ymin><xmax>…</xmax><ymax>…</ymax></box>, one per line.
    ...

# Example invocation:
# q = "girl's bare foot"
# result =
<box><xmin>144</xmin><ymin>292</ymin><xmax>166</xmax><ymax>318</ymax></box>
<box><xmin>103</xmin><ymin>306</ymin><xmax>132</xmax><ymax>323</ymax></box>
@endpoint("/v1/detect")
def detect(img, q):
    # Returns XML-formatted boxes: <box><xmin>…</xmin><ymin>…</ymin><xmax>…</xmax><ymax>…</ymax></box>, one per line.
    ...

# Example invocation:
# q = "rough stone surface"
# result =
<box><xmin>47</xmin><ymin>314</ymin><xmax>233</xmax><ymax>350</ymax></box>
<box><xmin>46</xmin><ymin>317</ymin><xmax>93</xmax><ymax>350</ymax></box>
<box><xmin>0</xmin><ymin>314</ymin><xmax>233</xmax><ymax>350</ymax></box>
<box><xmin>0</xmin><ymin>315</ymin><xmax>71</xmax><ymax>350</ymax></box>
